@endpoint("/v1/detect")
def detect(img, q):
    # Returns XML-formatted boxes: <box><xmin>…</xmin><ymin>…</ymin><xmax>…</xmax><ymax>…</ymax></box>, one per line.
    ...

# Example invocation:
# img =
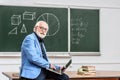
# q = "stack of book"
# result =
<box><xmin>81</xmin><ymin>66</ymin><xmax>96</xmax><ymax>74</ymax></box>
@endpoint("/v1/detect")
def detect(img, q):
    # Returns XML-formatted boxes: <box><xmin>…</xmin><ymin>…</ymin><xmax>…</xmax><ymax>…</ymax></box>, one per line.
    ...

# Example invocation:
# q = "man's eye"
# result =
<box><xmin>39</xmin><ymin>27</ymin><xmax>43</xmax><ymax>29</ymax></box>
<box><xmin>39</xmin><ymin>27</ymin><xmax>47</xmax><ymax>31</ymax></box>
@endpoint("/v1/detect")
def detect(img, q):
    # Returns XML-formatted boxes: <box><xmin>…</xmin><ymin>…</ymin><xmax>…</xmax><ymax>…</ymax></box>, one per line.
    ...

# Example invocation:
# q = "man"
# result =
<box><xmin>20</xmin><ymin>21</ymin><xmax>69</xmax><ymax>80</ymax></box>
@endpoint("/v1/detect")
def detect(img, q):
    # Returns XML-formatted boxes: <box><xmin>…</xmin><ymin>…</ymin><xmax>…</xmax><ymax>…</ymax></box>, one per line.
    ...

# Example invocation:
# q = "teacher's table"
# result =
<box><xmin>2</xmin><ymin>71</ymin><xmax>120</xmax><ymax>80</ymax></box>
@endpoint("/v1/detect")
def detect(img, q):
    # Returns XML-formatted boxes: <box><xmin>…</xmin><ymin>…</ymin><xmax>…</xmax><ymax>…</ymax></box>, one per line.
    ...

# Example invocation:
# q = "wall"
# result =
<box><xmin>0</xmin><ymin>0</ymin><xmax>120</xmax><ymax>80</ymax></box>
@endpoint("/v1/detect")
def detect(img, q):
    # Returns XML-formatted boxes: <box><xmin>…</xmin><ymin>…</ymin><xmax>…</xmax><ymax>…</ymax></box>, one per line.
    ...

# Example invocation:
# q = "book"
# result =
<box><xmin>46</xmin><ymin>59</ymin><xmax>72</xmax><ymax>75</ymax></box>
<box><xmin>82</xmin><ymin>66</ymin><xmax>95</xmax><ymax>69</ymax></box>
<box><xmin>82</xmin><ymin>66</ymin><xmax>95</xmax><ymax>71</ymax></box>
<box><xmin>83</xmin><ymin>70</ymin><xmax>96</xmax><ymax>73</ymax></box>
<box><xmin>83</xmin><ymin>71</ymin><xmax>96</xmax><ymax>75</ymax></box>
<box><xmin>77</xmin><ymin>66</ymin><xmax>96</xmax><ymax>75</ymax></box>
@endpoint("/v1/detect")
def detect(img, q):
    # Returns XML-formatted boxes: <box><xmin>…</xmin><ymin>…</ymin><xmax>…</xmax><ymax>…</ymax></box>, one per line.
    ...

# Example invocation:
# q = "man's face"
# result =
<box><xmin>36</xmin><ymin>22</ymin><xmax>48</xmax><ymax>39</ymax></box>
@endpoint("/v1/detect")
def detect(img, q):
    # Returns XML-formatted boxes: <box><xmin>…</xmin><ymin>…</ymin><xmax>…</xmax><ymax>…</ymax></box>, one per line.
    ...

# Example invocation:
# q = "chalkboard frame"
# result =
<box><xmin>68</xmin><ymin>7</ymin><xmax>100</xmax><ymax>56</ymax></box>
<box><xmin>0</xmin><ymin>5</ymin><xmax>100</xmax><ymax>57</ymax></box>
<box><xmin>0</xmin><ymin>5</ymin><xmax>68</xmax><ymax>52</ymax></box>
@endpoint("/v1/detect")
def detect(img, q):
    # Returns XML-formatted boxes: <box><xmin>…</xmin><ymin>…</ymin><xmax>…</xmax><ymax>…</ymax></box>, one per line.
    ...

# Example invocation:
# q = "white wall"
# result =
<box><xmin>0</xmin><ymin>0</ymin><xmax>120</xmax><ymax>80</ymax></box>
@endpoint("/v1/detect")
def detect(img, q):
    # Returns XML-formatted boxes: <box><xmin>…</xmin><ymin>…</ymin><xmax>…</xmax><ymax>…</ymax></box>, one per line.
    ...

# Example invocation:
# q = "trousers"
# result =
<box><xmin>21</xmin><ymin>68</ymin><xmax>69</xmax><ymax>80</ymax></box>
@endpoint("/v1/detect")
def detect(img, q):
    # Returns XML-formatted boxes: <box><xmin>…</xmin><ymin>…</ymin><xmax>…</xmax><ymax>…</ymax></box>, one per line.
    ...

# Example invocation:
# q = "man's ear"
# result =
<box><xmin>33</xmin><ymin>26</ymin><xmax>37</xmax><ymax>32</ymax></box>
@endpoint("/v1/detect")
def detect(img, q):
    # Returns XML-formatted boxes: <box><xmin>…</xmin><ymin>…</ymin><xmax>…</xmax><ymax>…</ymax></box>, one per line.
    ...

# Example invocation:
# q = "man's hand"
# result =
<box><xmin>50</xmin><ymin>64</ymin><xmax>56</xmax><ymax>70</ymax></box>
<box><xmin>60</xmin><ymin>66</ymin><xmax>66</xmax><ymax>72</ymax></box>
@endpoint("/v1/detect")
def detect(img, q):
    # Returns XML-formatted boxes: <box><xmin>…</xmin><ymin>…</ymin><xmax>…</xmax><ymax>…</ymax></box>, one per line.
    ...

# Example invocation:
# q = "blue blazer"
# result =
<box><xmin>20</xmin><ymin>33</ymin><xmax>59</xmax><ymax>79</ymax></box>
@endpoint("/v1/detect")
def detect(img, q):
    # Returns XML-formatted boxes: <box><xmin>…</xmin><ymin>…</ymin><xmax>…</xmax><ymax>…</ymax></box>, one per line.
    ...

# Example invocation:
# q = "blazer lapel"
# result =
<box><xmin>32</xmin><ymin>33</ymin><xmax>42</xmax><ymax>55</ymax></box>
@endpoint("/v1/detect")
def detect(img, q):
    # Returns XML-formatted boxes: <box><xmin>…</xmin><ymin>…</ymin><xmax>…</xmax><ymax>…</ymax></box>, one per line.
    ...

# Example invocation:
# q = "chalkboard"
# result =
<box><xmin>0</xmin><ymin>5</ymin><xmax>100</xmax><ymax>54</ymax></box>
<box><xmin>70</xmin><ymin>8</ymin><xmax>99</xmax><ymax>52</ymax></box>
<box><xmin>0</xmin><ymin>5</ymin><xmax>68</xmax><ymax>52</ymax></box>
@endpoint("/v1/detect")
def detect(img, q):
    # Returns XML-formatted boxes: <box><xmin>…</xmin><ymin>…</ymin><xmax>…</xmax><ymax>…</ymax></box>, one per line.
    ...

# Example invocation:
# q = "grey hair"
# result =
<box><xmin>33</xmin><ymin>21</ymin><xmax>49</xmax><ymax>32</ymax></box>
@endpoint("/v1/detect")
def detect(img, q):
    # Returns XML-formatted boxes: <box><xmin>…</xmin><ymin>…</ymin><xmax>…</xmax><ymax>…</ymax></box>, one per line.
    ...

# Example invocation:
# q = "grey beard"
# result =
<box><xmin>36</xmin><ymin>32</ymin><xmax>46</xmax><ymax>39</ymax></box>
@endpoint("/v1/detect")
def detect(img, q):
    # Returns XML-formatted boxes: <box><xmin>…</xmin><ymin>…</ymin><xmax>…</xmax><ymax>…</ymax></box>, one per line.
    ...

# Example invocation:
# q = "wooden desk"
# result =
<box><xmin>2</xmin><ymin>71</ymin><xmax>120</xmax><ymax>80</ymax></box>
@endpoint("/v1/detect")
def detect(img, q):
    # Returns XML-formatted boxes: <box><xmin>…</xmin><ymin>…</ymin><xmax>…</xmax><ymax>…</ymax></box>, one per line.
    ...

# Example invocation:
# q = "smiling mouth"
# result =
<box><xmin>40</xmin><ymin>33</ymin><xmax>45</xmax><ymax>35</ymax></box>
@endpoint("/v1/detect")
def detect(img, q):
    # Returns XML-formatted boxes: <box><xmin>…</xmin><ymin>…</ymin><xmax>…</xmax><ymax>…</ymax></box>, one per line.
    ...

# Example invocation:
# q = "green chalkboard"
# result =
<box><xmin>70</xmin><ymin>8</ymin><xmax>99</xmax><ymax>52</ymax></box>
<box><xmin>0</xmin><ymin>5</ymin><xmax>68</xmax><ymax>52</ymax></box>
